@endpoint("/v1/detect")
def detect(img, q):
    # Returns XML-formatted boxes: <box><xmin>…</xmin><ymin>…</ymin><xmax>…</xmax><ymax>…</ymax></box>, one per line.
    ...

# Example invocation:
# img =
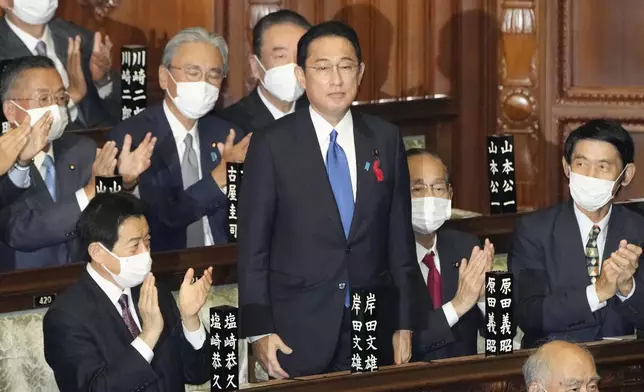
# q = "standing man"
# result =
<box><xmin>220</xmin><ymin>10</ymin><xmax>310</xmax><ymax>135</ymax></box>
<box><xmin>406</xmin><ymin>149</ymin><xmax>494</xmax><ymax>361</ymax></box>
<box><xmin>238</xmin><ymin>21</ymin><xmax>426</xmax><ymax>378</ymax></box>
<box><xmin>509</xmin><ymin>119</ymin><xmax>644</xmax><ymax>348</ymax></box>
<box><xmin>0</xmin><ymin>0</ymin><xmax>119</xmax><ymax>127</ymax></box>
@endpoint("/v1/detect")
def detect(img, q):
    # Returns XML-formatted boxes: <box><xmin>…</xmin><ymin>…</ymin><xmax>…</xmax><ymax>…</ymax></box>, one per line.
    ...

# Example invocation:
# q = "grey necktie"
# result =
<box><xmin>181</xmin><ymin>133</ymin><xmax>205</xmax><ymax>248</ymax></box>
<box><xmin>35</xmin><ymin>41</ymin><xmax>47</xmax><ymax>56</ymax></box>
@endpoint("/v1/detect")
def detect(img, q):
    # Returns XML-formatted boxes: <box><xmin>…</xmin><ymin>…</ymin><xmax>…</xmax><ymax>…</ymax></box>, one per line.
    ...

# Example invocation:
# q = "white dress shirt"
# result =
<box><xmin>5</xmin><ymin>18</ymin><xmax>113</xmax><ymax>122</ymax></box>
<box><xmin>415</xmin><ymin>238</ymin><xmax>485</xmax><ymax>328</ymax></box>
<box><xmin>163</xmin><ymin>101</ymin><xmax>215</xmax><ymax>246</ymax></box>
<box><xmin>33</xmin><ymin>145</ymin><xmax>91</xmax><ymax>210</ymax></box>
<box><xmin>257</xmin><ymin>87</ymin><xmax>295</xmax><ymax>120</ymax></box>
<box><xmin>574</xmin><ymin>204</ymin><xmax>636</xmax><ymax>312</ymax></box>
<box><xmin>86</xmin><ymin>263</ymin><xmax>206</xmax><ymax>362</ymax></box>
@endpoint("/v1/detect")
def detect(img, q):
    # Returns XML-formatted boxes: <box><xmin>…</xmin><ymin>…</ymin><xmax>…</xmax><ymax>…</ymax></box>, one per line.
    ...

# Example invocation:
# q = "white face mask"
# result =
<box><xmin>99</xmin><ymin>243</ymin><xmax>152</xmax><ymax>289</ymax></box>
<box><xmin>166</xmin><ymin>71</ymin><xmax>219</xmax><ymax>120</ymax></box>
<box><xmin>12</xmin><ymin>0</ymin><xmax>58</xmax><ymax>25</ymax></box>
<box><xmin>569</xmin><ymin>168</ymin><xmax>625</xmax><ymax>212</ymax></box>
<box><xmin>255</xmin><ymin>56</ymin><xmax>305</xmax><ymax>103</ymax></box>
<box><xmin>411</xmin><ymin>197</ymin><xmax>452</xmax><ymax>235</ymax></box>
<box><xmin>12</xmin><ymin>102</ymin><xmax>69</xmax><ymax>141</ymax></box>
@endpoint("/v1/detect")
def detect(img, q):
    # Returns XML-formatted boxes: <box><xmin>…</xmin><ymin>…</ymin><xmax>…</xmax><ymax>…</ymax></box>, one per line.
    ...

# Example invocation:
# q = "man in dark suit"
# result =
<box><xmin>406</xmin><ymin>149</ymin><xmax>494</xmax><ymax>361</ymax></box>
<box><xmin>220</xmin><ymin>10</ymin><xmax>310</xmax><ymax>135</ymax></box>
<box><xmin>44</xmin><ymin>192</ymin><xmax>212</xmax><ymax>392</ymax></box>
<box><xmin>109</xmin><ymin>27</ymin><xmax>250</xmax><ymax>252</ymax></box>
<box><xmin>238</xmin><ymin>21</ymin><xmax>426</xmax><ymax>378</ymax></box>
<box><xmin>0</xmin><ymin>56</ymin><xmax>153</xmax><ymax>270</ymax></box>
<box><xmin>0</xmin><ymin>0</ymin><xmax>119</xmax><ymax>127</ymax></box>
<box><xmin>509</xmin><ymin>119</ymin><xmax>644</xmax><ymax>348</ymax></box>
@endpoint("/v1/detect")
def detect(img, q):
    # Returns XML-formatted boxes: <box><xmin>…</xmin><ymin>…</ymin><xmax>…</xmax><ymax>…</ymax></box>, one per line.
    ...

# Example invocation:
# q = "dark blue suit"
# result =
<box><xmin>107</xmin><ymin>104</ymin><xmax>239</xmax><ymax>252</ymax></box>
<box><xmin>508</xmin><ymin>200</ymin><xmax>644</xmax><ymax>348</ymax></box>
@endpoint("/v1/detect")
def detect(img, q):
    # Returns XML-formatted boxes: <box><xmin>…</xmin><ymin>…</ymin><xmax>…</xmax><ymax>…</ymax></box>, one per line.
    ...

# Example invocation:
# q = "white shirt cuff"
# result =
<box><xmin>476</xmin><ymin>301</ymin><xmax>486</xmax><ymax>315</ymax></box>
<box><xmin>96</xmin><ymin>80</ymin><xmax>114</xmax><ymax>99</ymax></box>
<box><xmin>616</xmin><ymin>278</ymin><xmax>636</xmax><ymax>302</ymax></box>
<box><xmin>131</xmin><ymin>336</ymin><xmax>154</xmax><ymax>363</ymax></box>
<box><xmin>442</xmin><ymin>301</ymin><xmax>460</xmax><ymax>328</ymax></box>
<box><xmin>75</xmin><ymin>187</ymin><xmax>90</xmax><ymax>211</ymax></box>
<box><xmin>67</xmin><ymin>99</ymin><xmax>79</xmax><ymax>122</ymax></box>
<box><xmin>182</xmin><ymin>320</ymin><xmax>207</xmax><ymax>350</ymax></box>
<box><xmin>248</xmin><ymin>333</ymin><xmax>271</xmax><ymax>343</ymax></box>
<box><xmin>8</xmin><ymin>165</ymin><xmax>30</xmax><ymax>188</ymax></box>
<box><xmin>587</xmin><ymin>284</ymin><xmax>608</xmax><ymax>312</ymax></box>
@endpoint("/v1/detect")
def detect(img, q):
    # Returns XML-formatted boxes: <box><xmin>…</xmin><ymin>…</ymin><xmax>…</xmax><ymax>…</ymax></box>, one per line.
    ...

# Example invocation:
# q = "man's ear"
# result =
<box><xmin>158</xmin><ymin>65</ymin><xmax>169</xmax><ymax>91</ymax></box>
<box><xmin>249</xmin><ymin>54</ymin><xmax>262</xmax><ymax>81</ymax></box>
<box><xmin>562</xmin><ymin>157</ymin><xmax>571</xmax><ymax>179</ymax></box>
<box><xmin>88</xmin><ymin>242</ymin><xmax>105</xmax><ymax>264</ymax></box>
<box><xmin>357</xmin><ymin>62</ymin><xmax>366</xmax><ymax>86</ymax></box>
<box><xmin>622</xmin><ymin>162</ymin><xmax>636</xmax><ymax>187</ymax></box>
<box><xmin>2</xmin><ymin>100</ymin><xmax>16</xmax><ymax>125</ymax></box>
<box><xmin>295</xmin><ymin>65</ymin><xmax>306</xmax><ymax>90</ymax></box>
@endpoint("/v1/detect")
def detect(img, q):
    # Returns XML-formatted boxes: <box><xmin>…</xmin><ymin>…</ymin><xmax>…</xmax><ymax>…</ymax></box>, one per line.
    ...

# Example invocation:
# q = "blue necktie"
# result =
<box><xmin>326</xmin><ymin>130</ymin><xmax>354</xmax><ymax>307</ymax></box>
<box><xmin>42</xmin><ymin>155</ymin><xmax>57</xmax><ymax>202</ymax></box>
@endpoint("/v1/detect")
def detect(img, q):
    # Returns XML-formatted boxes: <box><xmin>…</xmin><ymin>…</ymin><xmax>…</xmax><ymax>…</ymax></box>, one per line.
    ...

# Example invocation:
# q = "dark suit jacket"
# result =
<box><xmin>238</xmin><ymin>108</ymin><xmax>427</xmax><ymax>377</ymax></box>
<box><xmin>107</xmin><ymin>104</ymin><xmax>241</xmax><ymax>252</ymax></box>
<box><xmin>220</xmin><ymin>87</ymin><xmax>309</xmax><ymax>135</ymax></box>
<box><xmin>0</xmin><ymin>133</ymin><xmax>95</xmax><ymax>271</ymax></box>
<box><xmin>412</xmin><ymin>229</ymin><xmax>483</xmax><ymax>361</ymax></box>
<box><xmin>0</xmin><ymin>174</ymin><xmax>28</xmax><ymax>209</ymax></box>
<box><xmin>43</xmin><ymin>269</ymin><xmax>210</xmax><ymax>392</ymax></box>
<box><xmin>508</xmin><ymin>200</ymin><xmax>644</xmax><ymax>348</ymax></box>
<box><xmin>0</xmin><ymin>16</ymin><xmax>119</xmax><ymax>128</ymax></box>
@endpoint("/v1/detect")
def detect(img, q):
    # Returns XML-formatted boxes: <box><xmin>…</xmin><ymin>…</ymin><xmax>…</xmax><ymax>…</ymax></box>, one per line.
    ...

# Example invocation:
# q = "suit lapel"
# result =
<box><xmin>553</xmin><ymin>201</ymin><xmax>590</xmax><ymax>289</ymax></box>
<box><xmin>49</xmin><ymin>23</ymin><xmax>69</xmax><ymax>68</ymax></box>
<box><xmin>53</xmin><ymin>137</ymin><xmax>81</xmax><ymax>200</ymax></box>
<box><xmin>248</xmin><ymin>88</ymin><xmax>278</xmax><ymax>132</ymax></box>
<box><xmin>0</xmin><ymin>17</ymin><xmax>33</xmax><ymax>57</ymax></box>
<box><xmin>603</xmin><ymin>206</ymin><xmax>623</xmax><ymax>261</ymax></box>
<box><xmin>153</xmin><ymin>107</ymin><xmax>182</xmax><ymax>186</ymax></box>
<box><xmin>198</xmin><ymin>120</ymin><xmax>222</xmax><ymax>176</ymax></box>
<box><xmin>436</xmin><ymin>232</ymin><xmax>460</xmax><ymax>303</ymax></box>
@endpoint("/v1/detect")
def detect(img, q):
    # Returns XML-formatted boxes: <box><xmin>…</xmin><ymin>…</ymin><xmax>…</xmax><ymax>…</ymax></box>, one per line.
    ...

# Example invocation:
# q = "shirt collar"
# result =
<box><xmin>309</xmin><ymin>106</ymin><xmax>353</xmax><ymax>146</ymax></box>
<box><xmin>163</xmin><ymin>100</ymin><xmax>199</xmax><ymax>148</ymax></box>
<box><xmin>415</xmin><ymin>235</ymin><xmax>438</xmax><ymax>263</ymax></box>
<box><xmin>5</xmin><ymin>17</ymin><xmax>53</xmax><ymax>55</ymax></box>
<box><xmin>86</xmin><ymin>263</ymin><xmax>131</xmax><ymax>307</ymax></box>
<box><xmin>257</xmin><ymin>87</ymin><xmax>294</xmax><ymax>120</ymax></box>
<box><xmin>33</xmin><ymin>144</ymin><xmax>55</xmax><ymax>171</ymax></box>
<box><xmin>573</xmin><ymin>202</ymin><xmax>612</xmax><ymax>240</ymax></box>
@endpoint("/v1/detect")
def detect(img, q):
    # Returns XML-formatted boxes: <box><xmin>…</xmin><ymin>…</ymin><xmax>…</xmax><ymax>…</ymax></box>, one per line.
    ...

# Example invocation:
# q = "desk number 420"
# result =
<box><xmin>33</xmin><ymin>294</ymin><xmax>56</xmax><ymax>308</ymax></box>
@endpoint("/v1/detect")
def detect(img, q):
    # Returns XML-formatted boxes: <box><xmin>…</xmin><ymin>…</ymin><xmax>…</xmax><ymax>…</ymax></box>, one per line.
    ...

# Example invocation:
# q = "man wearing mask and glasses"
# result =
<box><xmin>0</xmin><ymin>56</ymin><xmax>154</xmax><ymax>271</ymax></box>
<box><xmin>108</xmin><ymin>28</ymin><xmax>251</xmax><ymax>252</ymax></box>
<box><xmin>406</xmin><ymin>149</ymin><xmax>495</xmax><ymax>361</ymax></box>
<box><xmin>509</xmin><ymin>119</ymin><xmax>644</xmax><ymax>348</ymax></box>
<box><xmin>221</xmin><ymin>10</ymin><xmax>311</xmax><ymax>135</ymax></box>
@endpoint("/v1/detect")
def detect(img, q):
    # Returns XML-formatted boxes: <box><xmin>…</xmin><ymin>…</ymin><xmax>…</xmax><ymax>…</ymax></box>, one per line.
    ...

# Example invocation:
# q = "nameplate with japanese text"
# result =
<box><xmin>484</xmin><ymin>271</ymin><xmax>514</xmax><ymax>357</ymax></box>
<box><xmin>487</xmin><ymin>136</ymin><xmax>517</xmax><ymax>214</ymax></box>
<box><xmin>210</xmin><ymin>306</ymin><xmax>238</xmax><ymax>391</ymax></box>
<box><xmin>121</xmin><ymin>45</ymin><xmax>147</xmax><ymax>120</ymax></box>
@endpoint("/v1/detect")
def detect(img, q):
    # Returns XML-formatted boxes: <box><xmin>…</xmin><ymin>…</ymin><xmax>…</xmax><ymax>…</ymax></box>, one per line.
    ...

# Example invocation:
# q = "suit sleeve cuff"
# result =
<box><xmin>587</xmin><ymin>284</ymin><xmax>607</xmax><ymax>312</ymax></box>
<box><xmin>131</xmin><ymin>337</ymin><xmax>154</xmax><ymax>363</ymax></box>
<box><xmin>75</xmin><ymin>187</ymin><xmax>90</xmax><ymax>211</ymax></box>
<box><xmin>8</xmin><ymin>165</ymin><xmax>30</xmax><ymax>188</ymax></box>
<box><xmin>476</xmin><ymin>301</ymin><xmax>486</xmax><ymax>315</ymax></box>
<box><xmin>67</xmin><ymin>99</ymin><xmax>79</xmax><ymax>122</ymax></box>
<box><xmin>96</xmin><ymin>80</ymin><xmax>114</xmax><ymax>99</ymax></box>
<box><xmin>248</xmin><ymin>333</ymin><xmax>271</xmax><ymax>343</ymax></box>
<box><xmin>616</xmin><ymin>278</ymin><xmax>636</xmax><ymax>301</ymax></box>
<box><xmin>442</xmin><ymin>302</ymin><xmax>459</xmax><ymax>328</ymax></box>
<box><xmin>182</xmin><ymin>320</ymin><xmax>207</xmax><ymax>350</ymax></box>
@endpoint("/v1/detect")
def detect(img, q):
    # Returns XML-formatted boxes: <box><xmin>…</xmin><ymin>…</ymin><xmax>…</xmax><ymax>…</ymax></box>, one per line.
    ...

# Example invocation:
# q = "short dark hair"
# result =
<box><xmin>564</xmin><ymin>119</ymin><xmax>635</xmax><ymax>167</ymax></box>
<box><xmin>0</xmin><ymin>56</ymin><xmax>56</xmax><ymax>101</ymax></box>
<box><xmin>253</xmin><ymin>10</ymin><xmax>311</xmax><ymax>57</ymax></box>
<box><xmin>406</xmin><ymin>148</ymin><xmax>451</xmax><ymax>184</ymax></box>
<box><xmin>77</xmin><ymin>192</ymin><xmax>147</xmax><ymax>260</ymax></box>
<box><xmin>296</xmin><ymin>21</ymin><xmax>362</xmax><ymax>68</ymax></box>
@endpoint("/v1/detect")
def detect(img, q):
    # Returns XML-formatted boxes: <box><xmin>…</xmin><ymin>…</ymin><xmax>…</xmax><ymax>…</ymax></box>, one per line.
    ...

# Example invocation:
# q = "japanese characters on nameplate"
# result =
<box><xmin>351</xmin><ymin>290</ymin><xmax>379</xmax><ymax>373</ymax></box>
<box><xmin>227</xmin><ymin>163</ymin><xmax>243</xmax><ymax>243</ymax></box>
<box><xmin>120</xmin><ymin>45</ymin><xmax>147</xmax><ymax>120</ymax></box>
<box><xmin>210</xmin><ymin>306</ymin><xmax>238</xmax><ymax>391</ymax></box>
<box><xmin>484</xmin><ymin>271</ymin><xmax>514</xmax><ymax>356</ymax></box>
<box><xmin>1</xmin><ymin>121</ymin><xmax>8</xmax><ymax>134</ymax></box>
<box><xmin>486</xmin><ymin>136</ymin><xmax>517</xmax><ymax>214</ymax></box>
<box><xmin>95</xmin><ymin>176</ymin><xmax>123</xmax><ymax>194</ymax></box>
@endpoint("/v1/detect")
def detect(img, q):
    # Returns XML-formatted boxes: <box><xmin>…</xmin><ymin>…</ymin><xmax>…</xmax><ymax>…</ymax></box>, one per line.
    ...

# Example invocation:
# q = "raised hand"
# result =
<box><xmin>252</xmin><ymin>334</ymin><xmax>292</xmax><ymax>379</ymax></box>
<box><xmin>90</xmin><ymin>32</ymin><xmax>113</xmax><ymax>82</ymax></box>
<box><xmin>608</xmin><ymin>240</ymin><xmax>641</xmax><ymax>296</ymax></box>
<box><xmin>138</xmin><ymin>273</ymin><xmax>164</xmax><ymax>349</ymax></box>
<box><xmin>84</xmin><ymin>142</ymin><xmax>118</xmax><ymax>199</ymax></box>
<box><xmin>595</xmin><ymin>258</ymin><xmax>621</xmax><ymax>303</ymax></box>
<box><xmin>118</xmin><ymin>133</ymin><xmax>157</xmax><ymax>186</ymax></box>
<box><xmin>452</xmin><ymin>245</ymin><xmax>488</xmax><ymax>317</ymax></box>
<box><xmin>478</xmin><ymin>238</ymin><xmax>496</xmax><ymax>301</ymax></box>
<box><xmin>211</xmin><ymin>129</ymin><xmax>253</xmax><ymax>187</ymax></box>
<box><xmin>178</xmin><ymin>267</ymin><xmax>213</xmax><ymax>331</ymax></box>
<box><xmin>67</xmin><ymin>35</ymin><xmax>88</xmax><ymax>104</ymax></box>
<box><xmin>18</xmin><ymin>112</ymin><xmax>53</xmax><ymax>165</ymax></box>
<box><xmin>0</xmin><ymin>116</ymin><xmax>32</xmax><ymax>175</ymax></box>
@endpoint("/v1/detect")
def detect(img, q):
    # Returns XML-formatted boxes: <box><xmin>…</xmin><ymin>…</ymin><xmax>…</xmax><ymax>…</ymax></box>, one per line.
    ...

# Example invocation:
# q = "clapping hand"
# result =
<box><xmin>90</xmin><ymin>32</ymin><xmax>113</xmax><ymax>82</ymax></box>
<box><xmin>67</xmin><ymin>35</ymin><xmax>87</xmax><ymax>104</ymax></box>
<box><xmin>138</xmin><ymin>273</ymin><xmax>164</xmax><ymax>350</ymax></box>
<box><xmin>83</xmin><ymin>142</ymin><xmax>118</xmax><ymax>199</ymax></box>
<box><xmin>606</xmin><ymin>240</ymin><xmax>641</xmax><ymax>296</ymax></box>
<box><xmin>118</xmin><ymin>133</ymin><xmax>157</xmax><ymax>186</ymax></box>
<box><xmin>178</xmin><ymin>267</ymin><xmax>213</xmax><ymax>331</ymax></box>
<box><xmin>211</xmin><ymin>129</ymin><xmax>252</xmax><ymax>187</ymax></box>
<box><xmin>0</xmin><ymin>116</ymin><xmax>32</xmax><ymax>175</ymax></box>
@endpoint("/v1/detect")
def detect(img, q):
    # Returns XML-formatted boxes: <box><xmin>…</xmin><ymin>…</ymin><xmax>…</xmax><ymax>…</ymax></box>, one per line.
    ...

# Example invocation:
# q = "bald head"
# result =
<box><xmin>523</xmin><ymin>341</ymin><xmax>599</xmax><ymax>392</ymax></box>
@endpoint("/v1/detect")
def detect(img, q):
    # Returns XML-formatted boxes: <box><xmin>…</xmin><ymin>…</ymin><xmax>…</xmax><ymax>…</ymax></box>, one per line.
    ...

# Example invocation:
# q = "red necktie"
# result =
<box><xmin>421</xmin><ymin>252</ymin><xmax>442</xmax><ymax>309</ymax></box>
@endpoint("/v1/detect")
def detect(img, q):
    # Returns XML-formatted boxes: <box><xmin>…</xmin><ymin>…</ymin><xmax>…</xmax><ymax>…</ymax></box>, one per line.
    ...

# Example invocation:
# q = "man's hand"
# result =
<box><xmin>90</xmin><ymin>32</ymin><xmax>113</xmax><ymax>82</ymax></box>
<box><xmin>0</xmin><ymin>116</ymin><xmax>32</xmax><ymax>175</ymax></box>
<box><xmin>211</xmin><ymin>129</ymin><xmax>252</xmax><ymax>187</ymax></box>
<box><xmin>252</xmin><ymin>334</ymin><xmax>292</xmax><ymax>379</ymax></box>
<box><xmin>138</xmin><ymin>273</ymin><xmax>165</xmax><ymax>349</ymax></box>
<box><xmin>84</xmin><ymin>142</ymin><xmax>118</xmax><ymax>199</ymax></box>
<box><xmin>118</xmin><ymin>133</ymin><xmax>157</xmax><ymax>186</ymax></box>
<box><xmin>178</xmin><ymin>267</ymin><xmax>213</xmax><ymax>331</ymax></box>
<box><xmin>478</xmin><ymin>239</ymin><xmax>495</xmax><ymax>301</ymax></box>
<box><xmin>392</xmin><ymin>329</ymin><xmax>412</xmax><ymax>365</ymax></box>
<box><xmin>66</xmin><ymin>35</ymin><xmax>88</xmax><ymax>104</ymax></box>
<box><xmin>609</xmin><ymin>240</ymin><xmax>641</xmax><ymax>296</ymax></box>
<box><xmin>595</xmin><ymin>259</ymin><xmax>621</xmax><ymax>303</ymax></box>
<box><xmin>452</xmin><ymin>245</ymin><xmax>488</xmax><ymax>317</ymax></box>
<box><xmin>18</xmin><ymin>112</ymin><xmax>52</xmax><ymax>165</ymax></box>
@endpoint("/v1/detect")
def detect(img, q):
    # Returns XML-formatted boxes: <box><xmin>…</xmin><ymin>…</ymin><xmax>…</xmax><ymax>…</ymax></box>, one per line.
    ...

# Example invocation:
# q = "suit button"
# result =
<box><xmin>339</xmin><ymin>283</ymin><xmax>346</xmax><ymax>290</ymax></box>
<box><xmin>345</xmin><ymin>247</ymin><xmax>352</xmax><ymax>254</ymax></box>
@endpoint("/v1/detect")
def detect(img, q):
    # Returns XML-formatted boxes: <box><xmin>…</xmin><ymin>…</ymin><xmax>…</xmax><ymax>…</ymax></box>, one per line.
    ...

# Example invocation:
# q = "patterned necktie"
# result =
<box><xmin>421</xmin><ymin>252</ymin><xmax>442</xmax><ymax>309</ymax></box>
<box><xmin>117</xmin><ymin>294</ymin><xmax>141</xmax><ymax>338</ymax></box>
<box><xmin>326</xmin><ymin>129</ymin><xmax>354</xmax><ymax>307</ymax></box>
<box><xmin>181</xmin><ymin>133</ymin><xmax>205</xmax><ymax>248</ymax></box>
<box><xmin>586</xmin><ymin>225</ymin><xmax>601</xmax><ymax>284</ymax></box>
<box><xmin>35</xmin><ymin>41</ymin><xmax>47</xmax><ymax>56</ymax></box>
<box><xmin>42</xmin><ymin>155</ymin><xmax>57</xmax><ymax>202</ymax></box>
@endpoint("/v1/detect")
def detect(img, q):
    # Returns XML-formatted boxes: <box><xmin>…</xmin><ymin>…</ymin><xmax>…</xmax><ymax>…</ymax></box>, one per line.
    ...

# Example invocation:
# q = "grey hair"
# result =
<box><xmin>522</xmin><ymin>340</ymin><xmax>596</xmax><ymax>387</ymax></box>
<box><xmin>161</xmin><ymin>27</ymin><xmax>229</xmax><ymax>75</ymax></box>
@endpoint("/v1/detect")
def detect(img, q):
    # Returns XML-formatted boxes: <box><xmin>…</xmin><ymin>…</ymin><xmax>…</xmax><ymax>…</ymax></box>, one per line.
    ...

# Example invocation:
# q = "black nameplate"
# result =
<box><xmin>350</xmin><ymin>289</ymin><xmax>379</xmax><ymax>373</ymax></box>
<box><xmin>33</xmin><ymin>293</ymin><xmax>56</xmax><ymax>308</ymax></box>
<box><xmin>210</xmin><ymin>305</ymin><xmax>238</xmax><ymax>391</ymax></box>
<box><xmin>96</xmin><ymin>176</ymin><xmax>123</xmax><ymax>194</ymax></box>
<box><xmin>484</xmin><ymin>271</ymin><xmax>514</xmax><ymax>356</ymax></box>
<box><xmin>487</xmin><ymin>136</ymin><xmax>517</xmax><ymax>214</ymax></box>
<box><xmin>227</xmin><ymin>163</ymin><xmax>243</xmax><ymax>243</ymax></box>
<box><xmin>121</xmin><ymin>45</ymin><xmax>148</xmax><ymax>120</ymax></box>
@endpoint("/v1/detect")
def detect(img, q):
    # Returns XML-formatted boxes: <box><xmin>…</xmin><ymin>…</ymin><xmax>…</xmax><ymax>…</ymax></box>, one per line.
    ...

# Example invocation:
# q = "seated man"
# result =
<box><xmin>509</xmin><ymin>119</ymin><xmax>644</xmax><ymax>348</ymax></box>
<box><xmin>522</xmin><ymin>340</ymin><xmax>599</xmax><ymax>392</ymax></box>
<box><xmin>108</xmin><ymin>27</ymin><xmax>251</xmax><ymax>252</ymax></box>
<box><xmin>0</xmin><ymin>0</ymin><xmax>119</xmax><ymax>127</ymax></box>
<box><xmin>221</xmin><ymin>10</ymin><xmax>310</xmax><ymax>134</ymax></box>
<box><xmin>407</xmin><ymin>149</ymin><xmax>494</xmax><ymax>360</ymax></box>
<box><xmin>0</xmin><ymin>56</ymin><xmax>153</xmax><ymax>270</ymax></box>
<box><xmin>43</xmin><ymin>192</ymin><xmax>212</xmax><ymax>391</ymax></box>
